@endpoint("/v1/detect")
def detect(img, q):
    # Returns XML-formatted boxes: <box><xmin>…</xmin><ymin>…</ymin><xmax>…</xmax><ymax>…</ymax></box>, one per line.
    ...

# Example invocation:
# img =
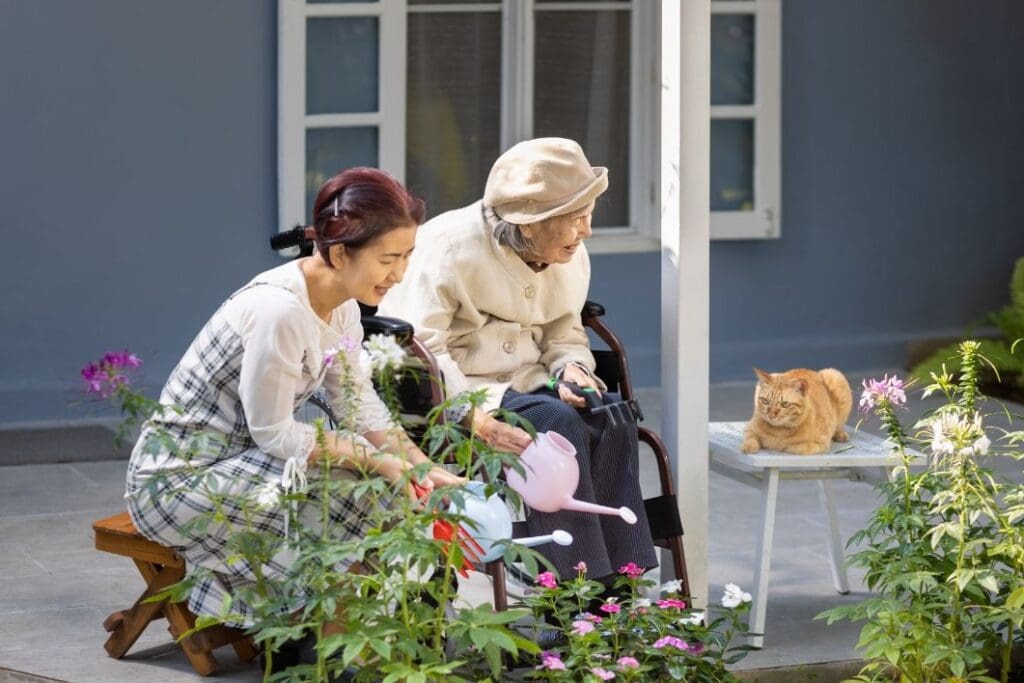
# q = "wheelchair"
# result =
<box><xmin>273</xmin><ymin>227</ymin><xmax>690</xmax><ymax>607</ymax></box>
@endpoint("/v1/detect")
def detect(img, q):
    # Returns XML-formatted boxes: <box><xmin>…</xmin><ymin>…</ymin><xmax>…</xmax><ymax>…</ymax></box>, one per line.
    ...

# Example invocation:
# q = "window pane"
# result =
<box><xmin>409</xmin><ymin>0</ymin><xmax>492</xmax><ymax>4</ymax></box>
<box><xmin>711</xmin><ymin>14</ymin><xmax>755</xmax><ymax>106</ymax></box>
<box><xmin>308</xmin><ymin>1</ymin><xmax>375</xmax><ymax>3</ymax></box>
<box><xmin>406</xmin><ymin>12</ymin><xmax>501</xmax><ymax>219</ymax></box>
<box><xmin>710</xmin><ymin>119</ymin><xmax>753</xmax><ymax>211</ymax></box>
<box><xmin>534</xmin><ymin>10</ymin><xmax>630</xmax><ymax>228</ymax></box>
<box><xmin>306</xmin><ymin>17</ymin><xmax>378</xmax><ymax>114</ymax></box>
<box><xmin>305</xmin><ymin>127</ymin><xmax>379</xmax><ymax>217</ymax></box>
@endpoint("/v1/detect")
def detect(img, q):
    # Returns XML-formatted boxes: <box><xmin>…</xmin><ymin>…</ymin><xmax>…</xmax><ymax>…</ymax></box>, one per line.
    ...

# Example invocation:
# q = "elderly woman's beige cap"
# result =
<box><xmin>483</xmin><ymin>137</ymin><xmax>608</xmax><ymax>224</ymax></box>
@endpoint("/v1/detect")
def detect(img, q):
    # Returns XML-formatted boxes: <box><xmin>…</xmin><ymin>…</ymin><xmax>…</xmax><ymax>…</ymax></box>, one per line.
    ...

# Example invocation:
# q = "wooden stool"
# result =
<box><xmin>93</xmin><ymin>512</ymin><xmax>259</xmax><ymax>675</ymax></box>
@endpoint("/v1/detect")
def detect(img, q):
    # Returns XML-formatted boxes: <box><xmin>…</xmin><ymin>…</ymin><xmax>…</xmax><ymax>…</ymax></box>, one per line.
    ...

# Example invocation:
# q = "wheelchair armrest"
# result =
<box><xmin>581</xmin><ymin>300</ymin><xmax>606</xmax><ymax>319</ymax></box>
<box><xmin>361</xmin><ymin>315</ymin><xmax>414</xmax><ymax>345</ymax></box>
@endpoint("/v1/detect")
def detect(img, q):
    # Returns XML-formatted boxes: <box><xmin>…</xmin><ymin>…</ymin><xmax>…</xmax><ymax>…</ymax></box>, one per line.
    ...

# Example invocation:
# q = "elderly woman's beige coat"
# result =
<box><xmin>378</xmin><ymin>201</ymin><xmax>599</xmax><ymax>413</ymax></box>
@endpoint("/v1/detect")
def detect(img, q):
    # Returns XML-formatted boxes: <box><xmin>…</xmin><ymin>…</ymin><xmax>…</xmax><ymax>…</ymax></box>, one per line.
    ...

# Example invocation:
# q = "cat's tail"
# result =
<box><xmin>819</xmin><ymin>368</ymin><xmax>853</xmax><ymax>425</ymax></box>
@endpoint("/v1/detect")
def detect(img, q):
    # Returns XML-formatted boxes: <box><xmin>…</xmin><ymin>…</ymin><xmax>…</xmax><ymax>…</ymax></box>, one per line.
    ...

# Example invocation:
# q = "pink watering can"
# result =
<box><xmin>505</xmin><ymin>431</ymin><xmax>638</xmax><ymax>524</ymax></box>
<box><xmin>448</xmin><ymin>481</ymin><xmax>573</xmax><ymax>564</ymax></box>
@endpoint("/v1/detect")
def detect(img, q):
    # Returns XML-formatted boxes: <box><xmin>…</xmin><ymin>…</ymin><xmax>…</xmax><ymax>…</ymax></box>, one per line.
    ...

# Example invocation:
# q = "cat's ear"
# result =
<box><xmin>753</xmin><ymin>367</ymin><xmax>772</xmax><ymax>385</ymax></box>
<box><xmin>793</xmin><ymin>378</ymin><xmax>809</xmax><ymax>395</ymax></box>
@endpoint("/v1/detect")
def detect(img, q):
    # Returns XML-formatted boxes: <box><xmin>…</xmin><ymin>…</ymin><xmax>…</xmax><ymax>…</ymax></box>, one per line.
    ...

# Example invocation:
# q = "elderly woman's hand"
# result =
<box><xmin>474</xmin><ymin>412</ymin><xmax>532</xmax><ymax>455</ymax></box>
<box><xmin>558</xmin><ymin>363</ymin><xmax>601</xmax><ymax>408</ymax></box>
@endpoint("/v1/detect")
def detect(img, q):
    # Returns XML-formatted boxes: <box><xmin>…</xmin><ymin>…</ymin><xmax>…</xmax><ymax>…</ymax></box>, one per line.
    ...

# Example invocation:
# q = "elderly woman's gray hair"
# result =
<box><xmin>485</xmin><ymin>206</ymin><xmax>534</xmax><ymax>254</ymax></box>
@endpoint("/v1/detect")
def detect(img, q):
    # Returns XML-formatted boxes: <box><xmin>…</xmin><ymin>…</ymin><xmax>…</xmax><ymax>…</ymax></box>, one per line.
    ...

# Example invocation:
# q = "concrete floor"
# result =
<box><xmin>1</xmin><ymin>373</ymin><xmax>1021</xmax><ymax>682</ymax></box>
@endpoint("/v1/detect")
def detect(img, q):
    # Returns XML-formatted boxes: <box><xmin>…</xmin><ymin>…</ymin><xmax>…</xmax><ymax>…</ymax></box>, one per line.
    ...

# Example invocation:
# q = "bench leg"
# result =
<box><xmin>818</xmin><ymin>479</ymin><xmax>850</xmax><ymax>594</ymax></box>
<box><xmin>749</xmin><ymin>469</ymin><xmax>779</xmax><ymax>649</ymax></box>
<box><xmin>103</xmin><ymin>561</ymin><xmax>184</xmax><ymax>659</ymax></box>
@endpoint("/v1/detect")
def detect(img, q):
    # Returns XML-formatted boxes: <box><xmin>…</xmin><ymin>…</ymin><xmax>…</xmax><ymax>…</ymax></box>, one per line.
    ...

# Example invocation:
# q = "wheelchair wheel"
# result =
<box><xmin>295</xmin><ymin>391</ymin><xmax>337</xmax><ymax>429</ymax></box>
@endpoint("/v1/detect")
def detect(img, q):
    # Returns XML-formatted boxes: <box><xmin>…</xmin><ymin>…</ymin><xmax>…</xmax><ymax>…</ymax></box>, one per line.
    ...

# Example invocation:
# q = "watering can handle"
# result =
<box><xmin>546</xmin><ymin>379</ymin><xmax>603</xmax><ymax>411</ymax></box>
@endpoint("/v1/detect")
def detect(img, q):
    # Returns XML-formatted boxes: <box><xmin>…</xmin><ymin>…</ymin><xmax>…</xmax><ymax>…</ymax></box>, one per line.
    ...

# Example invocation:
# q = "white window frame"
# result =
<box><xmin>281</xmin><ymin>1</ymin><xmax>770</xmax><ymax>250</ymax></box>
<box><xmin>278</xmin><ymin>0</ymin><xmax>407</xmax><ymax>232</ymax></box>
<box><xmin>710</xmin><ymin>0</ymin><xmax>781</xmax><ymax>240</ymax></box>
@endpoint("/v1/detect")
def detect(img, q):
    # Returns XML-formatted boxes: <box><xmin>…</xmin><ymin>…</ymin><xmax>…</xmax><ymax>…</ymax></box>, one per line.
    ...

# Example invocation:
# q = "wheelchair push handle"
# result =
<box><xmin>270</xmin><ymin>225</ymin><xmax>313</xmax><ymax>252</ymax></box>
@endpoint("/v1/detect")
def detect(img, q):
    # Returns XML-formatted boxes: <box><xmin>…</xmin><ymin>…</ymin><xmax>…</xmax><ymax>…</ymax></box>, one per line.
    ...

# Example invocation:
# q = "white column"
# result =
<box><xmin>660</xmin><ymin>0</ymin><xmax>710</xmax><ymax>605</ymax></box>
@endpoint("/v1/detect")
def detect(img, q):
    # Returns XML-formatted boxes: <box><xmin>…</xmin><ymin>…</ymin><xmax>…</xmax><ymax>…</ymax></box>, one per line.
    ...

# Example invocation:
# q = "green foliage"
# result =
<box><xmin>911</xmin><ymin>258</ymin><xmax>1024</xmax><ymax>391</ymax></box>
<box><xmin>819</xmin><ymin>342</ymin><xmax>1024</xmax><ymax>683</ymax></box>
<box><xmin>521</xmin><ymin>568</ymin><xmax>751</xmax><ymax>682</ymax></box>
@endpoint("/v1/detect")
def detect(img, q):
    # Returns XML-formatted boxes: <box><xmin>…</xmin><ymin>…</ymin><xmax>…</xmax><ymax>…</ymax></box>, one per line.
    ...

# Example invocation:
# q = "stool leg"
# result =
<box><xmin>163</xmin><ymin>600</ymin><xmax>220</xmax><ymax>676</ymax></box>
<box><xmin>818</xmin><ymin>479</ymin><xmax>850</xmax><ymax>594</ymax></box>
<box><xmin>749</xmin><ymin>469</ymin><xmax>779</xmax><ymax>649</ymax></box>
<box><xmin>486</xmin><ymin>561</ymin><xmax>508</xmax><ymax>612</ymax></box>
<box><xmin>103</xmin><ymin>561</ymin><xmax>182</xmax><ymax>659</ymax></box>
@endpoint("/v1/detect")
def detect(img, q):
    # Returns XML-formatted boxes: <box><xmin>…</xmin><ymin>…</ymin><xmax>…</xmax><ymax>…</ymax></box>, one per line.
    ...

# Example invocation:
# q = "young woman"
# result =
<box><xmin>125</xmin><ymin>167</ymin><xmax>462</xmax><ymax>628</ymax></box>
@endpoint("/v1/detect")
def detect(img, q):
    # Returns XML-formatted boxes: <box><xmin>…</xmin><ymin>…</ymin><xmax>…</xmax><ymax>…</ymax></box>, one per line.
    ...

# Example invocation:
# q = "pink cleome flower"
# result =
<box><xmin>591</xmin><ymin>667</ymin><xmax>615</xmax><ymax>680</ymax></box>
<box><xmin>574</xmin><ymin>561</ymin><xmax>588</xmax><ymax>574</ymax></box>
<box><xmin>81</xmin><ymin>349</ymin><xmax>142</xmax><ymax>397</ymax></box>
<box><xmin>599</xmin><ymin>601</ymin><xmax>621</xmax><ymax>614</ymax></box>
<box><xmin>581</xmin><ymin>612</ymin><xmax>603</xmax><ymax>624</ymax></box>
<box><xmin>859</xmin><ymin>375</ymin><xmax>907</xmax><ymax>412</ymax></box>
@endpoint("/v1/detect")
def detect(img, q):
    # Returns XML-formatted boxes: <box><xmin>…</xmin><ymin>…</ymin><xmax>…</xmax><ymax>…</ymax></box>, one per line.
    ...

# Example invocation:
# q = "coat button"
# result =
<box><xmin>502</xmin><ymin>341</ymin><xmax>515</xmax><ymax>354</ymax></box>
<box><xmin>524</xmin><ymin>285</ymin><xmax>536</xmax><ymax>299</ymax></box>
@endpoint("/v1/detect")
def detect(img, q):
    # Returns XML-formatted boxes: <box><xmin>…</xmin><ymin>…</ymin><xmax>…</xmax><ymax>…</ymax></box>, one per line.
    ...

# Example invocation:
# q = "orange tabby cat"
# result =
<box><xmin>741</xmin><ymin>368</ymin><xmax>853</xmax><ymax>455</ymax></box>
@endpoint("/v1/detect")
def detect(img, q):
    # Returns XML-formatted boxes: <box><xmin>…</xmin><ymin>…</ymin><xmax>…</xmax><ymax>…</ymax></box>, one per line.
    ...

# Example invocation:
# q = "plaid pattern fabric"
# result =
<box><xmin>126</xmin><ymin>284</ymin><xmax>388</xmax><ymax>627</ymax></box>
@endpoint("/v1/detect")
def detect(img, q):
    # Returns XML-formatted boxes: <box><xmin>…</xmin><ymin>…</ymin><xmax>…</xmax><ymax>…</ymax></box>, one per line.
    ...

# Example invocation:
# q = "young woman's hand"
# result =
<box><xmin>474</xmin><ymin>412</ymin><xmax>532</xmax><ymax>455</ymax></box>
<box><xmin>558</xmin><ymin>363</ymin><xmax>601</xmax><ymax>408</ymax></box>
<box><xmin>372</xmin><ymin>454</ymin><xmax>428</xmax><ymax>500</ymax></box>
<box><xmin>424</xmin><ymin>466</ymin><xmax>466</xmax><ymax>489</ymax></box>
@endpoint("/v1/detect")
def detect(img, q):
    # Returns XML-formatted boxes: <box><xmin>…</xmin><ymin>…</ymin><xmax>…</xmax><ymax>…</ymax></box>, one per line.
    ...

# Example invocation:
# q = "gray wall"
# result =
<box><xmin>2</xmin><ymin>1</ymin><xmax>1023</xmax><ymax>425</ymax></box>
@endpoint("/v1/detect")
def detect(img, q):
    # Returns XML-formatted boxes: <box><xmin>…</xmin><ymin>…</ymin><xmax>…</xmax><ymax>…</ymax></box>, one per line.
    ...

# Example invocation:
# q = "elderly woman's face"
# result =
<box><xmin>521</xmin><ymin>205</ymin><xmax>594</xmax><ymax>265</ymax></box>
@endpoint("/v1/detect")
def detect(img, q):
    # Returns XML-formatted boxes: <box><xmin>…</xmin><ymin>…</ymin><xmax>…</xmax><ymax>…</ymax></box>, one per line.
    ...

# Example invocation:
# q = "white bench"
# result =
<box><xmin>708</xmin><ymin>421</ymin><xmax>926</xmax><ymax>648</ymax></box>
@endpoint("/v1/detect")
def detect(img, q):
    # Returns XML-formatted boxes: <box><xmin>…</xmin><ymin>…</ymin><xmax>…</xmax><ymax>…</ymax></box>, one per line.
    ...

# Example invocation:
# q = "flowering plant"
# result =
<box><xmin>521</xmin><ymin>562</ymin><xmax>752</xmax><ymax>681</ymax></box>
<box><xmin>85</xmin><ymin>343</ymin><xmax>546</xmax><ymax>682</ymax></box>
<box><xmin>819</xmin><ymin>341</ymin><xmax>1024</xmax><ymax>683</ymax></box>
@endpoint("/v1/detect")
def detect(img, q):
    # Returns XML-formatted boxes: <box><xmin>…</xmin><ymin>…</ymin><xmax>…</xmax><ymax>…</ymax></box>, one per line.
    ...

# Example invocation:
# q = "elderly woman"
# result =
<box><xmin>378</xmin><ymin>138</ymin><xmax>657</xmax><ymax>583</ymax></box>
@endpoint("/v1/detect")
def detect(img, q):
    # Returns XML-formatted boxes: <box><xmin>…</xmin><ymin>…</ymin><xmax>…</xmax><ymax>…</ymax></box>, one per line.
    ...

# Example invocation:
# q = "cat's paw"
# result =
<box><xmin>833</xmin><ymin>428</ymin><xmax>849</xmax><ymax>443</ymax></box>
<box><xmin>741</xmin><ymin>437</ymin><xmax>761</xmax><ymax>453</ymax></box>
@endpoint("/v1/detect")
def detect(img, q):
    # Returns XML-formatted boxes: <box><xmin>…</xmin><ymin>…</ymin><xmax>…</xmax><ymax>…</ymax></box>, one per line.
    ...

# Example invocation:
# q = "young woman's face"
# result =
<box><xmin>332</xmin><ymin>224</ymin><xmax>417</xmax><ymax>305</ymax></box>
<box><xmin>520</xmin><ymin>205</ymin><xmax>594</xmax><ymax>265</ymax></box>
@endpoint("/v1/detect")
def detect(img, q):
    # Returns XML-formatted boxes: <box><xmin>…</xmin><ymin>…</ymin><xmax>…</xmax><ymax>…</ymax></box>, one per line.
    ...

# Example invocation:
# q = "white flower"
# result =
<box><xmin>253</xmin><ymin>482</ymin><xmax>282</xmax><ymax>509</ymax></box>
<box><xmin>929</xmin><ymin>411</ymin><xmax>990</xmax><ymax>458</ymax></box>
<box><xmin>360</xmin><ymin>334</ymin><xmax>407</xmax><ymax>375</ymax></box>
<box><xmin>721</xmin><ymin>583</ymin><xmax>752</xmax><ymax>608</ymax></box>
<box><xmin>634</xmin><ymin>598</ymin><xmax>652</xmax><ymax>608</ymax></box>
<box><xmin>661</xmin><ymin>579</ymin><xmax>684</xmax><ymax>594</ymax></box>
<box><xmin>679</xmin><ymin>610</ymin><xmax>705</xmax><ymax>626</ymax></box>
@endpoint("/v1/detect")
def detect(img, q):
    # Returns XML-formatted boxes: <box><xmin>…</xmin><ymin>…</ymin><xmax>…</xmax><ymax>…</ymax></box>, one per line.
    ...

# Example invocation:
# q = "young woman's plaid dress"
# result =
<box><xmin>126</xmin><ymin>266</ymin><xmax>394</xmax><ymax>627</ymax></box>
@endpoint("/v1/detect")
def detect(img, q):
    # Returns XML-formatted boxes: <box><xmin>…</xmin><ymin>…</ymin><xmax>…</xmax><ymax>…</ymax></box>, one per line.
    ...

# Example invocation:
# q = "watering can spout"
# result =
<box><xmin>517</xmin><ymin>529</ymin><xmax>574</xmax><ymax>548</ymax></box>
<box><xmin>561</xmin><ymin>498</ymin><xmax>638</xmax><ymax>525</ymax></box>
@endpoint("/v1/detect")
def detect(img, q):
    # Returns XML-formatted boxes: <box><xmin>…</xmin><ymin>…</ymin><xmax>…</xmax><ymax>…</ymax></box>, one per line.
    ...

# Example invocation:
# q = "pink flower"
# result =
<box><xmin>618</xmin><ymin>562</ymin><xmax>644</xmax><ymax>579</ymax></box>
<box><xmin>656</xmin><ymin>598</ymin><xmax>687</xmax><ymax>610</ymax></box>
<box><xmin>617</xmin><ymin>656</ymin><xmax>639</xmax><ymax>669</ymax></box>
<box><xmin>653</xmin><ymin>635</ymin><xmax>689</xmax><ymax>651</ymax></box>
<box><xmin>574</xmin><ymin>561</ymin><xmax>588</xmax><ymax>574</ymax></box>
<box><xmin>535</xmin><ymin>571</ymin><xmax>557</xmax><ymax>589</ymax></box>
<box><xmin>102</xmin><ymin>350</ymin><xmax>142</xmax><ymax>369</ymax></box>
<box><xmin>591</xmin><ymin>667</ymin><xmax>615</xmax><ymax>680</ymax></box>
<box><xmin>859</xmin><ymin>375</ymin><xmax>907</xmax><ymax>412</ymax></box>
<box><xmin>538</xmin><ymin>652</ymin><xmax>565</xmax><ymax>671</ymax></box>
<box><xmin>81</xmin><ymin>350</ymin><xmax>142</xmax><ymax>397</ymax></box>
<box><xmin>599</xmin><ymin>601</ymin><xmax>621</xmax><ymax>614</ymax></box>
<box><xmin>581</xmin><ymin>612</ymin><xmax>603</xmax><ymax>623</ymax></box>
<box><xmin>572</xmin><ymin>619</ymin><xmax>595</xmax><ymax>636</ymax></box>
